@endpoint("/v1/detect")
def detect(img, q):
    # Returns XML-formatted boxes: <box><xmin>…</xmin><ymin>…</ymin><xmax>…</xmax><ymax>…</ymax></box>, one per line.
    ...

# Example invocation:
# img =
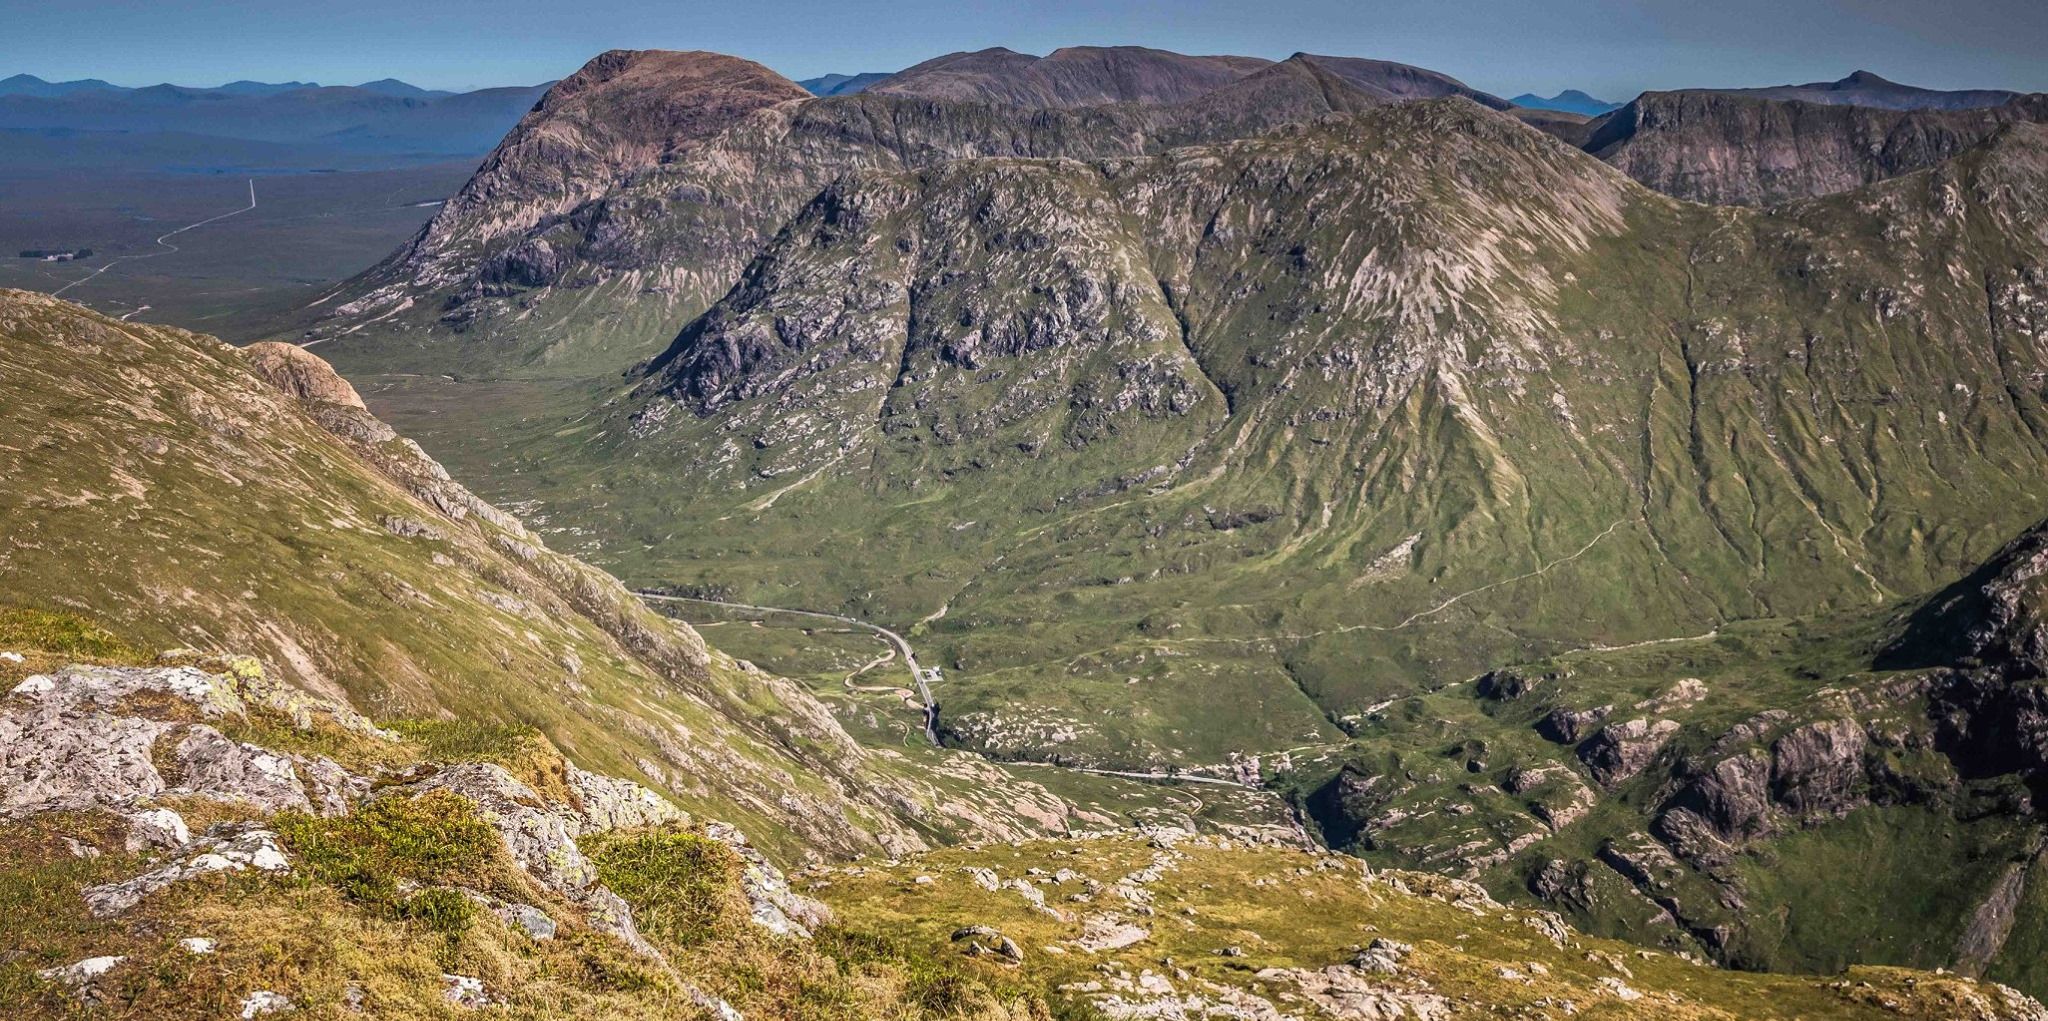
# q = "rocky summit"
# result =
<box><xmin>12</xmin><ymin>23</ymin><xmax>2048</xmax><ymax>1021</ymax></box>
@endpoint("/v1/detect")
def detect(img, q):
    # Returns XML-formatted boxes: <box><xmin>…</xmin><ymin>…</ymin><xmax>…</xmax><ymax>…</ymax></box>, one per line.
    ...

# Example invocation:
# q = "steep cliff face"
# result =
<box><xmin>1581</xmin><ymin>90</ymin><xmax>2048</xmax><ymax>204</ymax></box>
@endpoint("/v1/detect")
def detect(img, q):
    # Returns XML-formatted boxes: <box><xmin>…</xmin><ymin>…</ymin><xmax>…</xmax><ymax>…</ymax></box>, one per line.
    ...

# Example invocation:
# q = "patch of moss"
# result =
<box><xmin>0</xmin><ymin>605</ymin><xmax>143</xmax><ymax>662</ymax></box>
<box><xmin>275</xmin><ymin>790</ymin><xmax>498</xmax><ymax>934</ymax></box>
<box><xmin>586</xmin><ymin>831</ymin><xmax>747</xmax><ymax>950</ymax></box>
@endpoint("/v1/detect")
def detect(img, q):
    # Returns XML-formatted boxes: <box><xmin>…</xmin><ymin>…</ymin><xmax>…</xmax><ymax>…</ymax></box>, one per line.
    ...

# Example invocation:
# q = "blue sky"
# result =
<box><xmin>3</xmin><ymin>0</ymin><xmax>2042</xmax><ymax>99</ymax></box>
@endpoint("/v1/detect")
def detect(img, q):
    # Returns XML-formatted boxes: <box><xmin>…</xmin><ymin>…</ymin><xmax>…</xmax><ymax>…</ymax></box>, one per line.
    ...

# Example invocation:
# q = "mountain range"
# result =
<box><xmin>0</xmin><ymin>73</ymin><xmax>454</xmax><ymax>98</ymax></box>
<box><xmin>12</xmin><ymin>39</ymin><xmax>2048</xmax><ymax>1018</ymax></box>
<box><xmin>0</xmin><ymin>74</ymin><xmax>551</xmax><ymax>168</ymax></box>
<box><xmin>1510</xmin><ymin>89</ymin><xmax>1622</xmax><ymax>116</ymax></box>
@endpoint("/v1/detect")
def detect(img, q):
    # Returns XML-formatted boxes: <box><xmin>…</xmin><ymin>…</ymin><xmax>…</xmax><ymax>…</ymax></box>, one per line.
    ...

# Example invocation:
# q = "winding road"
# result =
<box><xmin>53</xmin><ymin>178</ymin><xmax>258</xmax><ymax>298</ymax></box>
<box><xmin>636</xmin><ymin>592</ymin><xmax>940</xmax><ymax>746</ymax></box>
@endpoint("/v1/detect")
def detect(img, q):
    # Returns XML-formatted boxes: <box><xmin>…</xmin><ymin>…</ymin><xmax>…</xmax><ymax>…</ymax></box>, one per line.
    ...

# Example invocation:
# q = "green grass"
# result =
<box><xmin>275</xmin><ymin>790</ymin><xmax>502</xmax><ymax>934</ymax></box>
<box><xmin>587</xmin><ymin>831</ymin><xmax>748</xmax><ymax>949</ymax></box>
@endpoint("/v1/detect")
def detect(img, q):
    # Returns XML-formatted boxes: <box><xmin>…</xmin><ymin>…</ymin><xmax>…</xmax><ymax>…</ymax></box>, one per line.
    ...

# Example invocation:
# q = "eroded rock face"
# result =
<box><xmin>241</xmin><ymin>342</ymin><xmax>368</xmax><ymax>410</ymax></box>
<box><xmin>568</xmin><ymin>764</ymin><xmax>689</xmax><ymax>830</ymax></box>
<box><xmin>1577</xmin><ymin>719</ymin><xmax>1679</xmax><ymax>787</ymax></box>
<box><xmin>1584</xmin><ymin>91</ymin><xmax>2048</xmax><ymax>205</ymax></box>
<box><xmin>1769</xmin><ymin>719</ymin><xmax>1868</xmax><ymax>818</ymax></box>
<box><xmin>702</xmin><ymin>820</ymin><xmax>833</xmax><ymax>937</ymax></box>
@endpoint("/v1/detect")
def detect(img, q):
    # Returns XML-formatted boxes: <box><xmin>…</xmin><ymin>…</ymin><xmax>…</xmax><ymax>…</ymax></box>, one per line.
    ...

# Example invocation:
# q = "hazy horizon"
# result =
<box><xmin>3</xmin><ymin>0</ymin><xmax>2044</xmax><ymax>101</ymax></box>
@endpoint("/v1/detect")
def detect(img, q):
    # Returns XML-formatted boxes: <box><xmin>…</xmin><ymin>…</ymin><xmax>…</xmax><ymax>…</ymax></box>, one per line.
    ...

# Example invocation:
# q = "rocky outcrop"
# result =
<box><xmin>1768</xmin><ymin>719</ymin><xmax>1868</xmax><ymax>817</ymax></box>
<box><xmin>1538</xmin><ymin>704</ymin><xmax>1611</xmax><ymax>744</ymax></box>
<box><xmin>84</xmin><ymin>827</ymin><xmax>291</xmax><ymax>916</ymax></box>
<box><xmin>240</xmin><ymin>341</ymin><xmax>368</xmax><ymax>410</ymax></box>
<box><xmin>2</xmin><ymin>662</ymin><xmax>372</xmax><ymax>818</ymax></box>
<box><xmin>1577</xmin><ymin>719</ymin><xmax>1679</xmax><ymax>787</ymax></box>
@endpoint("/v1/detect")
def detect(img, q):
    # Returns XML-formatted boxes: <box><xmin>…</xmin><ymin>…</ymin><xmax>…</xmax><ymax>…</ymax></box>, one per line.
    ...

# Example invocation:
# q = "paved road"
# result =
<box><xmin>54</xmin><ymin>179</ymin><xmax>257</xmax><ymax>298</ymax></box>
<box><xmin>637</xmin><ymin>592</ymin><xmax>940</xmax><ymax>745</ymax></box>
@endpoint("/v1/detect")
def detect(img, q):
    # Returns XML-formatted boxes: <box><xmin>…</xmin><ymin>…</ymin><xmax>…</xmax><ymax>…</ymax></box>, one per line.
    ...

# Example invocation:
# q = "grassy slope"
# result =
<box><xmin>817</xmin><ymin>834</ymin><xmax>2038</xmax><ymax>1020</ymax></box>
<box><xmin>0</xmin><ymin>289</ymin><xmax>1247</xmax><ymax>864</ymax></box>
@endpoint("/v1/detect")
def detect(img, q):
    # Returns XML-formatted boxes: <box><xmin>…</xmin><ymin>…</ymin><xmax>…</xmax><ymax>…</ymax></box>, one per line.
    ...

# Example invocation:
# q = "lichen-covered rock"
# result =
<box><xmin>170</xmin><ymin>727</ymin><xmax>314</xmax><ymax>814</ymax></box>
<box><xmin>124</xmin><ymin>807</ymin><xmax>191</xmax><ymax>852</ymax></box>
<box><xmin>1</xmin><ymin>663</ymin><xmax>373</xmax><ymax>818</ymax></box>
<box><xmin>39</xmin><ymin>954</ymin><xmax>126</xmax><ymax>990</ymax></box>
<box><xmin>704</xmin><ymin>820</ymin><xmax>832</xmax><ymax>936</ymax></box>
<box><xmin>84</xmin><ymin>827</ymin><xmax>290</xmax><ymax>917</ymax></box>
<box><xmin>442</xmin><ymin>973</ymin><xmax>490</xmax><ymax>1008</ymax></box>
<box><xmin>238</xmin><ymin>990</ymin><xmax>293</xmax><ymax>1018</ymax></box>
<box><xmin>567</xmin><ymin>764</ymin><xmax>689</xmax><ymax>831</ymax></box>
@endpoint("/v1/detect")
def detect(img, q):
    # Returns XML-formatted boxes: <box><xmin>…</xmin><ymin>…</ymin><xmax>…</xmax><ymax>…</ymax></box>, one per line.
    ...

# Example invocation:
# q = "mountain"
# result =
<box><xmin>866</xmin><ymin>45</ymin><xmax>1273</xmax><ymax>105</ymax></box>
<box><xmin>1711</xmin><ymin>69</ymin><xmax>2021</xmax><ymax>111</ymax></box>
<box><xmin>857</xmin><ymin>46</ymin><xmax>1510</xmax><ymax>111</ymax></box>
<box><xmin>1579</xmin><ymin>88</ymin><xmax>2048</xmax><ymax>204</ymax></box>
<box><xmin>796</xmin><ymin>70</ymin><xmax>890</xmax><ymax>96</ymax></box>
<box><xmin>1296</xmin><ymin>52</ymin><xmax>1511</xmax><ymax>109</ymax></box>
<box><xmin>3</xmin><ymin>291</ymin><xmax>2035</xmax><ymax>1021</ymax></box>
<box><xmin>290</xmin><ymin>47</ymin><xmax>1520</xmax><ymax>377</ymax></box>
<box><xmin>1512</xmin><ymin>88</ymin><xmax>1622</xmax><ymax>116</ymax></box>
<box><xmin>353</xmin><ymin>77</ymin><xmax>452</xmax><ymax>99</ymax></box>
<box><xmin>556</xmin><ymin>110</ymin><xmax>2048</xmax><ymax>989</ymax></box>
<box><xmin>0</xmin><ymin>73</ymin><xmax>120</xmax><ymax>97</ymax></box>
<box><xmin>0</xmin><ymin>79</ymin><xmax>551</xmax><ymax>164</ymax></box>
<box><xmin>211</xmin><ymin>79</ymin><xmax>319</xmax><ymax>96</ymax></box>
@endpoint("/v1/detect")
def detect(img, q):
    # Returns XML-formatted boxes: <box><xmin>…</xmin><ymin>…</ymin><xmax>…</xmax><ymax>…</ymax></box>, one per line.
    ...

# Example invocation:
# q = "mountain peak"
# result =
<box><xmin>391</xmin><ymin>47</ymin><xmax>808</xmax><ymax>275</ymax></box>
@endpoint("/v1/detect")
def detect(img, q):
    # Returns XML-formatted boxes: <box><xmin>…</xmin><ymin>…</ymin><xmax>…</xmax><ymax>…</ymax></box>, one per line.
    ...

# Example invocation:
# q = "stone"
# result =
<box><xmin>124</xmin><ymin>807</ymin><xmax>191</xmax><ymax>852</ymax></box>
<box><xmin>1597</xmin><ymin>976</ymin><xmax>1643</xmax><ymax>1001</ymax></box>
<box><xmin>179</xmin><ymin>937</ymin><xmax>216</xmax><ymax>955</ymax></box>
<box><xmin>239</xmin><ymin>990</ymin><xmax>293</xmax><ymax>1018</ymax></box>
<box><xmin>1073</xmin><ymin>913</ymin><xmax>1151</xmax><ymax>952</ymax></box>
<box><xmin>171</xmin><ymin>727</ymin><xmax>314</xmax><ymax>814</ymax></box>
<box><xmin>1352</xmin><ymin>938</ymin><xmax>1413</xmax><ymax>974</ymax></box>
<box><xmin>567</xmin><ymin>765</ymin><xmax>688</xmax><ymax>831</ymax></box>
<box><xmin>442</xmin><ymin>973</ymin><xmax>489</xmax><ymax>1008</ymax></box>
<box><xmin>39</xmin><ymin>954</ymin><xmax>126</xmax><ymax>988</ymax></box>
